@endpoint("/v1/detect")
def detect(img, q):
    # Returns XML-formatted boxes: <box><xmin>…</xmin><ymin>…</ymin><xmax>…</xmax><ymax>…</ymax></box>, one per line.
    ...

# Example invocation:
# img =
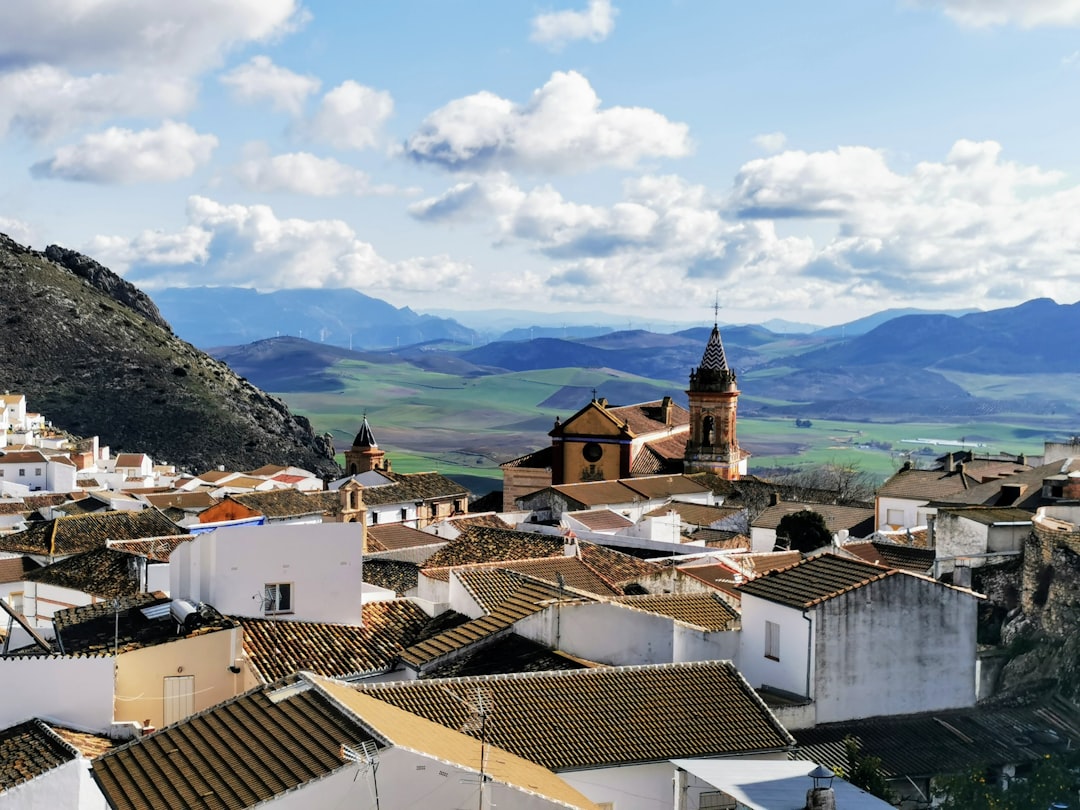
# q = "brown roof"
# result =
<box><xmin>361</xmin><ymin>558</ymin><xmax>420</xmax><ymax>595</ymax></box>
<box><xmin>107</xmin><ymin>536</ymin><xmax>192</xmax><ymax>562</ymax></box>
<box><xmin>0</xmin><ymin>500</ymin><xmax>28</xmax><ymax>516</ymax></box>
<box><xmin>735</xmin><ymin>550</ymin><xmax>805</xmax><ymax>576</ymax></box>
<box><xmin>564</xmin><ymin>508</ymin><xmax>634</xmax><ymax>531</ymax></box>
<box><xmin>141</xmin><ymin>491</ymin><xmax>218</xmax><ymax>511</ymax></box>
<box><xmin>366</xmin><ymin>523</ymin><xmax>443</xmax><ymax>552</ymax></box>
<box><xmin>693</xmin><ymin>529</ymin><xmax>750</xmax><ymax>549</ymax></box>
<box><xmin>645</xmin><ymin>501</ymin><xmax>742</xmax><ymax>526</ymax></box>
<box><xmin>607</xmin><ymin>400</ymin><xmax>690</xmax><ymax>435</ymax></box>
<box><xmin>623</xmin><ymin>475</ymin><xmax>710</xmax><ymax>500</ymax></box>
<box><xmin>457</xmin><ymin>561</ymin><xmax>617</xmax><ymax>613</ymax></box>
<box><xmin>441</xmin><ymin>512</ymin><xmax>511</xmax><ymax>531</ymax></box>
<box><xmin>421</xmin><ymin>526</ymin><xmax>565</xmax><ymax>571</ymax></box>
<box><xmin>362</xmin><ymin>661</ymin><xmax>795</xmax><ymax>770</ymax></box>
<box><xmin>499</xmin><ymin>445</ymin><xmax>553</xmax><ymax>470</ymax></box>
<box><xmin>245</xmin><ymin>464</ymin><xmax>287</xmax><ymax>477</ymax></box>
<box><xmin>424</xmin><ymin>633</ymin><xmax>589</xmax><ymax>679</ymax></box>
<box><xmin>48</xmin><ymin>725</ymin><xmax>118</xmax><ymax>759</ymax></box>
<box><xmin>0</xmin><ymin>555</ymin><xmax>40</xmax><ymax>583</ymax></box>
<box><xmin>876</xmin><ymin>467</ymin><xmax>981</xmax><ymax>501</ymax></box>
<box><xmin>629</xmin><ymin>440</ymin><xmax>684</xmax><ymax>476</ymax></box>
<box><xmin>610</xmin><ymin>592</ymin><xmax>739</xmax><ymax>630</ymax></box>
<box><xmin>842</xmin><ymin>540</ymin><xmax>936</xmax><ymax>573</ymax></box>
<box><xmin>23</xmin><ymin>547</ymin><xmax>145</xmax><ymax>598</ymax></box>
<box><xmin>936</xmin><ymin>506</ymin><xmax>1034</xmax><ymax>525</ymax></box>
<box><xmin>196</xmin><ymin>469</ymin><xmax>236</xmax><ymax>483</ymax></box>
<box><xmin>230</xmin><ymin>490</ymin><xmax>328</xmax><ymax>519</ymax></box>
<box><xmin>92</xmin><ymin>677</ymin><xmax>378</xmax><ymax>810</ymax></box>
<box><xmin>113</xmin><ymin>453</ymin><xmax>148</xmax><ymax>468</ymax></box>
<box><xmin>0</xmin><ymin>450</ymin><xmax>48</xmax><ymax>465</ymax></box>
<box><xmin>0</xmin><ymin>509</ymin><xmax>186</xmax><ymax>557</ymax></box>
<box><xmin>576</xmin><ymin>541</ymin><xmax>663</xmax><ymax>584</ymax></box>
<box><xmin>678</xmin><ymin>563</ymin><xmax>741</xmax><ymax>598</ymax></box>
<box><xmin>0</xmin><ymin>720</ymin><xmax>78</xmax><ymax>792</ymax></box>
<box><xmin>736</xmin><ymin>553</ymin><xmax>897</xmax><ymax>609</ymax></box>
<box><xmin>549</xmin><ymin>480</ymin><xmax>643</xmax><ymax>507</ymax></box>
<box><xmin>753</xmin><ymin>502</ymin><xmax>875</xmax><ymax>535</ymax></box>
<box><xmin>238</xmin><ymin>600</ymin><xmax>435</xmax><ymax>682</ymax></box>
<box><xmin>362</xmin><ymin>471</ymin><xmax>469</xmax><ymax>506</ymax></box>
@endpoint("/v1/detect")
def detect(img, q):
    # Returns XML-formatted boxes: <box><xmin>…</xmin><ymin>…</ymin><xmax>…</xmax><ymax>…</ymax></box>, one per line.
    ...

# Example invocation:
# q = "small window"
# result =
<box><xmin>885</xmin><ymin>508</ymin><xmax>905</xmax><ymax>526</ymax></box>
<box><xmin>18</xmin><ymin>468</ymin><xmax>25</xmax><ymax>476</ymax></box>
<box><xmin>264</xmin><ymin>583</ymin><xmax>292</xmax><ymax>614</ymax></box>
<box><xmin>0</xmin><ymin>470</ymin><xmax>4</xmax><ymax>477</ymax></box>
<box><xmin>370</xmin><ymin>511</ymin><xmax>379</xmax><ymax>525</ymax></box>
<box><xmin>35</xmin><ymin>468</ymin><xmax>42</xmax><ymax>476</ymax></box>
<box><xmin>400</xmin><ymin>508</ymin><xmax>408</xmax><ymax>521</ymax></box>
<box><xmin>765</xmin><ymin>620</ymin><xmax>780</xmax><ymax>661</ymax></box>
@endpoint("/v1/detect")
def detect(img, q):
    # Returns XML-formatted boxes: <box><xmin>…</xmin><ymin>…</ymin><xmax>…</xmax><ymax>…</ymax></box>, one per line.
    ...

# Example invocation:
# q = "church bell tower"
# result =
<box><xmin>684</xmin><ymin>318</ymin><xmax>746</xmax><ymax>479</ymax></box>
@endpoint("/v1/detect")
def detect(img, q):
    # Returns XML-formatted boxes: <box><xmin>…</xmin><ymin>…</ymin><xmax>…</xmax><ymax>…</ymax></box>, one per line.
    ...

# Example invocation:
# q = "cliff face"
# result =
<box><xmin>0</xmin><ymin>233</ymin><xmax>339</xmax><ymax>477</ymax></box>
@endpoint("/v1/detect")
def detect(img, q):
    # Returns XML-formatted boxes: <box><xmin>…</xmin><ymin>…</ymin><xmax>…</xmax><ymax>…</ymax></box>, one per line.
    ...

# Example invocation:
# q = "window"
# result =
<box><xmin>582</xmin><ymin>442</ymin><xmax>603</xmax><ymax>462</ymax></box>
<box><xmin>264</xmin><ymin>583</ymin><xmax>292</xmax><ymax>615</ymax></box>
<box><xmin>34</xmin><ymin>468</ymin><xmax>41</xmax><ymax>476</ymax></box>
<box><xmin>885</xmin><ymin>508</ymin><xmax>905</xmax><ymax>526</ymax></box>
<box><xmin>18</xmin><ymin>469</ymin><xmax>25</xmax><ymax>476</ymax></box>
<box><xmin>370</xmin><ymin>511</ymin><xmax>379</xmax><ymax>525</ymax></box>
<box><xmin>765</xmin><ymin>620</ymin><xmax>780</xmax><ymax>661</ymax></box>
<box><xmin>400</xmin><ymin>508</ymin><xmax>408</xmax><ymax>521</ymax></box>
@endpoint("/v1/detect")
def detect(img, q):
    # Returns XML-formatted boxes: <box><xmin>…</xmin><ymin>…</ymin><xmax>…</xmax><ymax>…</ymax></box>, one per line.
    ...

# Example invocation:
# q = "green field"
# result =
<box><xmin>281</xmin><ymin>358</ymin><xmax>1072</xmax><ymax>494</ymax></box>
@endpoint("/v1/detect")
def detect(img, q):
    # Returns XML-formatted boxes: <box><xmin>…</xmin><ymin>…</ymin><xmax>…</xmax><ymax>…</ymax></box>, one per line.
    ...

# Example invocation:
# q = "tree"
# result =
<box><xmin>775</xmin><ymin>509</ymin><xmax>832</xmax><ymax>553</ymax></box>
<box><xmin>933</xmin><ymin>751</ymin><xmax>1080</xmax><ymax>810</ymax></box>
<box><xmin>779</xmin><ymin>460</ymin><xmax>877</xmax><ymax>505</ymax></box>
<box><xmin>839</xmin><ymin>737</ymin><xmax>895</xmax><ymax>803</ymax></box>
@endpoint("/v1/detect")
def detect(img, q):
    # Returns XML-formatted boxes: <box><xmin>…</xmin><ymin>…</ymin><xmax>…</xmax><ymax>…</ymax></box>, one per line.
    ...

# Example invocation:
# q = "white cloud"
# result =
<box><xmin>0</xmin><ymin>66</ymin><xmax>195</xmax><ymax>140</ymax></box>
<box><xmin>219</xmin><ymin>56</ymin><xmax>320</xmax><ymax>116</ymax></box>
<box><xmin>234</xmin><ymin>148</ymin><xmax>401</xmax><ymax>196</ymax></box>
<box><xmin>0</xmin><ymin>216</ymin><xmax>35</xmax><ymax>246</ymax></box>
<box><xmin>32</xmin><ymin>121</ymin><xmax>218</xmax><ymax>183</ymax></box>
<box><xmin>306</xmin><ymin>81</ymin><xmax>394</xmax><ymax>151</ymax></box>
<box><xmin>530</xmin><ymin>0</ymin><xmax>617</xmax><ymax>49</ymax></box>
<box><xmin>405</xmin><ymin>70</ymin><xmax>691</xmax><ymax>173</ymax></box>
<box><xmin>0</xmin><ymin>0</ymin><xmax>305</xmax><ymax>73</ymax></box>
<box><xmin>922</xmin><ymin>0</ymin><xmax>1080</xmax><ymax>27</ymax></box>
<box><xmin>92</xmin><ymin>196</ymin><xmax>469</xmax><ymax>293</ymax></box>
<box><xmin>753</xmin><ymin>131</ymin><xmax>787</xmax><ymax>153</ymax></box>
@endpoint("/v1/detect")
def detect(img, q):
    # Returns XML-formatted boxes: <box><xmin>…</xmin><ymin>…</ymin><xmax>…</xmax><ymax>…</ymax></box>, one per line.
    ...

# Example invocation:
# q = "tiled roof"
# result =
<box><xmin>610</xmin><ymin>592</ymin><xmax>739</xmax><ymax>630</ymax></box>
<box><xmin>678</xmin><ymin>563</ymin><xmax>741</xmax><ymax>598</ymax></box>
<box><xmin>457</xmin><ymin>562</ymin><xmax>613</xmax><ymax>614</ymax></box>
<box><xmin>366</xmin><ymin>523</ymin><xmax>443</xmax><ymax>551</ymax></box>
<box><xmin>245</xmin><ymin>464</ymin><xmax>287</xmax><ymax>477</ymax></box>
<box><xmin>936</xmin><ymin>505</ymin><xmax>1034</xmax><ymax>525</ymax></box>
<box><xmin>0</xmin><ymin>719</ymin><xmax>78</xmax><ymax>792</ymax></box>
<box><xmin>0</xmin><ymin>501</ymin><xmax>28</xmax><ymax>516</ymax></box>
<box><xmin>735</xmin><ymin>550</ymin><xmax>804</xmax><ymax>576</ymax></box>
<box><xmin>693</xmin><ymin>529</ymin><xmax>750</xmax><ymax>549</ymax></box>
<box><xmin>24</xmin><ymin>547</ymin><xmax>144</xmax><ymax>598</ymax></box>
<box><xmin>0</xmin><ymin>450</ymin><xmax>48</xmax><ymax>465</ymax></box>
<box><xmin>400</xmin><ymin>575</ymin><xmax>571</xmax><ymax>669</ymax></box>
<box><xmin>623</xmin><ymin>475</ymin><xmax>711</xmax><ymax>500</ymax></box>
<box><xmin>645</xmin><ymin>501</ymin><xmax>742</xmax><ymax>527</ymax></box>
<box><xmin>421</xmin><ymin>526</ymin><xmax>565</xmax><ymax>571</ymax></box>
<box><xmin>0</xmin><ymin>509</ymin><xmax>186</xmax><ymax>557</ymax></box>
<box><xmin>237</xmin><ymin>600</ymin><xmax>436</xmax><ymax>682</ymax></box>
<box><xmin>107</xmin><ymin>536</ymin><xmax>191</xmax><ymax>562</ymax></box>
<box><xmin>549</xmin><ymin>480</ymin><xmax>642</xmax><ymax>507</ymax></box>
<box><xmin>442</xmin><ymin>512</ymin><xmax>510</xmax><ymax>531</ymax></box>
<box><xmin>22</xmin><ymin>493</ymin><xmax>79</xmax><ymax>510</ymax></box>
<box><xmin>370</xmin><ymin>471</ymin><xmax>469</xmax><ymax>503</ymax></box>
<box><xmin>141</xmin><ymin>491</ymin><xmax>217</xmax><ymax>511</ymax></box>
<box><xmin>92</xmin><ymin>677</ymin><xmax>378</xmax><ymax>810</ymax></box>
<box><xmin>629</xmin><ymin>440</ymin><xmax>683</xmax><ymax>476</ymax></box>
<box><xmin>113</xmin><ymin>453</ymin><xmax>147</xmax><ymax>468</ymax></box>
<box><xmin>842</xmin><ymin>540</ymin><xmax>936</xmax><ymax>573</ymax></box>
<box><xmin>314</xmin><ymin>677</ymin><xmax>604</xmax><ymax>810</ymax></box>
<box><xmin>218</xmin><ymin>475</ymin><xmax>268</xmax><ymax>490</ymax></box>
<box><xmin>565</xmin><ymin>508</ymin><xmax>634</xmax><ymax>531</ymax></box>
<box><xmin>934</xmin><ymin>458</ymin><xmax>1080</xmax><ymax>509</ymax></box>
<box><xmin>362</xmin><ymin>661</ymin><xmax>795</xmax><ymax>770</ymax></box>
<box><xmin>54</xmin><ymin>595</ymin><xmax>236</xmax><ymax>655</ymax></box>
<box><xmin>752</xmin><ymin>502</ymin><xmax>876</xmax><ymax>535</ymax></box>
<box><xmin>736</xmin><ymin>553</ymin><xmax>896</xmax><ymax>609</ymax></box>
<box><xmin>698</xmin><ymin>324</ymin><xmax>729</xmax><ymax>371</ymax></box>
<box><xmin>608</xmin><ymin>400</ymin><xmax>691</xmax><ymax>435</ymax></box>
<box><xmin>196</xmin><ymin>469</ymin><xmax>236</xmax><ymax>483</ymax></box>
<box><xmin>0</xmin><ymin>555</ymin><xmax>40</xmax><ymax>583</ymax></box>
<box><xmin>876</xmin><ymin>467</ymin><xmax>980</xmax><ymax>500</ymax></box>
<box><xmin>794</xmin><ymin>695</ymin><xmax>1080</xmax><ymax>779</ymax></box>
<box><xmin>48</xmin><ymin>725</ymin><xmax>118</xmax><ymax>759</ymax></box>
<box><xmin>230</xmin><ymin>490</ymin><xmax>328</xmax><ymax>519</ymax></box>
<box><xmin>423</xmin><ymin>633</ymin><xmax>589</xmax><ymax>679</ymax></box>
<box><xmin>362</xmin><ymin>558</ymin><xmax>419</xmax><ymax>595</ymax></box>
<box><xmin>499</xmin><ymin>445</ymin><xmax>553</xmax><ymax>470</ymax></box>
<box><xmin>576</xmin><ymin>541</ymin><xmax>663</xmax><ymax>584</ymax></box>
<box><xmin>505</xmin><ymin>556</ymin><xmax>625</xmax><ymax>595</ymax></box>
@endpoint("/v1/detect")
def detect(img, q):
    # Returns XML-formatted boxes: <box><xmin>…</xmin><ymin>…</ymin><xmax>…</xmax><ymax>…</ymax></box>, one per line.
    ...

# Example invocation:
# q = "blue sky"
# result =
<box><xmin>3</xmin><ymin>1</ymin><xmax>1080</xmax><ymax>326</ymax></box>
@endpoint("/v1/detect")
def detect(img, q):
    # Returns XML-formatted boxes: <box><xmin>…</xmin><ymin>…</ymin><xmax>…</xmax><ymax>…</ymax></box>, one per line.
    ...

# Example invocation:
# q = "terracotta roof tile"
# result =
<box><xmin>362</xmin><ymin>559</ymin><xmax>419</xmax><ymax>595</ymax></box>
<box><xmin>362</xmin><ymin>661</ymin><xmax>795</xmax><ymax>770</ymax></box>
<box><xmin>107</xmin><ymin>536</ymin><xmax>192</xmax><ymax>562</ymax></box>
<box><xmin>423</xmin><ymin>633</ymin><xmax>588</xmax><ymax>679</ymax></box>
<box><xmin>752</xmin><ymin>502</ymin><xmax>875</xmax><ymax>534</ymax></box>
<box><xmin>141</xmin><ymin>491</ymin><xmax>218</xmax><ymax>511</ymax></box>
<box><xmin>576</xmin><ymin>541</ymin><xmax>663</xmax><ymax>585</ymax></box>
<box><xmin>24</xmin><ymin>547</ymin><xmax>145</xmax><ymax>598</ymax></box>
<box><xmin>876</xmin><ymin>467</ymin><xmax>981</xmax><ymax>500</ymax></box>
<box><xmin>565</xmin><ymin>509</ymin><xmax>634</xmax><ymax>531</ymax></box>
<box><xmin>230</xmin><ymin>490</ymin><xmax>328</xmax><ymax>519</ymax></box>
<box><xmin>0</xmin><ymin>509</ymin><xmax>186</xmax><ymax>557</ymax></box>
<box><xmin>0</xmin><ymin>555</ymin><xmax>40</xmax><ymax>583</ymax></box>
<box><xmin>607</xmin><ymin>400</ymin><xmax>690</xmax><ymax>435</ymax></box>
<box><xmin>842</xmin><ymin>540</ymin><xmax>936</xmax><ymax>573</ymax></box>
<box><xmin>736</xmin><ymin>553</ymin><xmax>896</xmax><ymax>609</ymax></box>
<box><xmin>238</xmin><ymin>600</ymin><xmax>436</xmax><ymax>682</ymax></box>
<box><xmin>366</xmin><ymin>523</ymin><xmax>443</xmax><ymax>551</ymax></box>
<box><xmin>610</xmin><ymin>592</ymin><xmax>739</xmax><ymax>631</ymax></box>
<box><xmin>499</xmin><ymin>446</ymin><xmax>553</xmax><ymax>470</ymax></box>
<box><xmin>644</xmin><ymin>501</ymin><xmax>742</xmax><ymax>526</ymax></box>
<box><xmin>0</xmin><ymin>720</ymin><xmax>78</xmax><ymax>792</ymax></box>
<box><xmin>421</xmin><ymin>526</ymin><xmax>565</xmax><ymax>571</ymax></box>
<box><xmin>47</xmin><ymin>725</ymin><xmax>118</xmax><ymax>759</ymax></box>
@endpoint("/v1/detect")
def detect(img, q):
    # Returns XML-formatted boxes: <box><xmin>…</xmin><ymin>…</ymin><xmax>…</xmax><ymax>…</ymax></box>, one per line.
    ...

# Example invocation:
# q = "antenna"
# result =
<box><xmin>442</xmin><ymin>686</ymin><xmax>494</xmax><ymax>809</ymax></box>
<box><xmin>341</xmin><ymin>741</ymin><xmax>381</xmax><ymax>809</ymax></box>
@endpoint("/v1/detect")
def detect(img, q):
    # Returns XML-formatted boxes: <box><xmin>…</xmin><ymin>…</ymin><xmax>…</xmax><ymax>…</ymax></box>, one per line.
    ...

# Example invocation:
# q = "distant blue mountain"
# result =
<box><xmin>813</xmin><ymin>307</ymin><xmax>979</xmax><ymax>338</ymax></box>
<box><xmin>151</xmin><ymin>286</ymin><xmax>478</xmax><ymax>349</ymax></box>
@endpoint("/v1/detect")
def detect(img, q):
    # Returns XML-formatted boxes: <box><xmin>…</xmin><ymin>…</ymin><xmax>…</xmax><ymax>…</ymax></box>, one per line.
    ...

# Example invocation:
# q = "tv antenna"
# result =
<box><xmin>442</xmin><ymin>686</ymin><xmax>494</xmax><ymax>809</ymax></box>
<box><xmin>341</xmin><ymin>740</ymin><xmax>381</xmax><ymax>809</ymax></box>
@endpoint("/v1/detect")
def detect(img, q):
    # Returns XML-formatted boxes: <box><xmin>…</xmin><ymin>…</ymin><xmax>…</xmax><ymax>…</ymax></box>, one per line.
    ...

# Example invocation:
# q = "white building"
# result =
<box><xmin>737</xmin><ymin>553</ymin><xmax>981</xmax><ymax>728</ymax></box>
<box><xmin>169</xmin><ymin>522</ymin><xmax>365</xmax><ymax>624</ymax></box>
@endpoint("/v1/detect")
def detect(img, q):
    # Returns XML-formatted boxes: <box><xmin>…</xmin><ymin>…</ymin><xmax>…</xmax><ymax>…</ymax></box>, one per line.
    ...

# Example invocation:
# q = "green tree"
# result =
<box><xmin>775</xmin><ymin>509</ymin><xmax>832</xmax><ymax>553</ymax></box>
<box><xmin>934</xmin><ymin>751</ymin><xmax>1080</xmax><ymax>810</ymax></box>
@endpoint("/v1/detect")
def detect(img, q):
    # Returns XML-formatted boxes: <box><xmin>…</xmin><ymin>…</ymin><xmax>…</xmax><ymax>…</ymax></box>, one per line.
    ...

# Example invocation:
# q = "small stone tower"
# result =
<box><xmin>343</xmin><ymin>416</ymin><xmax>390</xmax><ymax>476</ymax></box>
<box><xmin>684</xmin><ymin>320</ymin><xmax>746</xmax><ymax>479</ymax></box>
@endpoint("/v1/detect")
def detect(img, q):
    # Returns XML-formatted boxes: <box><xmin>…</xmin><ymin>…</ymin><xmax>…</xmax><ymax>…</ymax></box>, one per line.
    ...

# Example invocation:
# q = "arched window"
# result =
<box><xmin>702</xmin><ymin>415</ymin><xmax>715</xmax><ymax>446</ymax></box>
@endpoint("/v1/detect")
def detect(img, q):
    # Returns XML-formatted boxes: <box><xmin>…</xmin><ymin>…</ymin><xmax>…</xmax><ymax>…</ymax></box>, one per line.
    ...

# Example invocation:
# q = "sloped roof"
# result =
<box><xmin>237</xmin><ymin>600</ymin><xmax>435</xmax><ymax>682</ymax></box>
<box><xmin>92</xmin><ymin>677</ymin><xmax>378</xmax><ymax>810</ymax></box>
<box><xmin>113</xmin><ymin>453</ymin><xmax>148</xmax><ymax>468</ymax></box>
<box><xmin>456</xmin><ymin>561</ymin><xmax>616</xmax><ymax>613</ymax></box>
<box><xmin>361</xmin><ymin>558</ymin><xmax>420</xmax><ymax>595</ymax></box>
<box><xmin>229</xmin><ymin>489</ymin><xmax>328</xmax><ymax>519</ymax></box>
<box><xmin>645</xmin><ymin>501</ymin><xmax>742</xmax><ymax>527</ymax></box>
<box><xmin>420</xmin><ymin>526</ymin><xmax>565</xmax><ymax>572</ymax></box>
<box><xmin>0</xmin><ymin>555</ymin><xmax>40</xmax><ymax>583</ymax></box>
<box><xmin>622</xmin><ymin>475</ymin><xmax>711</xmax><ymax>500</ymax></box>
<box><xmin>48</xmin><ymin>725</ymin><xmax>118</xmax><ymax>759</ymax></box>
<box><xmin>366</xmin><ymin>523</ymin><xmax>443</xmax><ymax>551</ymax></box>
<box><xmin>752</xmin><ymin>502</ymin><xmax>875</xmax><ymax>535</ymax></box>
<box><xmin>351</xmin><ymin>416</ymin><xmax>378</xmax><ymax>448</ymax></box>
<box><xmin>245</xmin><ymin>464</ymin><xmax>287</xmax><ymax>477</ymax></box>
<box><xmin>423</xmin><ymin>633</ymin><xmax>589</xmax><ymax>679</ymax></box>
<box><xmin>607</xmin><ymin>400</ymin><xmax>690</xmax><ymax>435</ymax></box>
<box><xmin>141</xmin><ymin>491</ymin><xmax>217</xmax><ymax>511</ymax></box>
<box><xmin>0</xmin><ymin>719</ymin><xmax>78</xmax><ymax>792</ymax></box>
<box><xmin>107</xmin><ymin>536</ymin><xmax>191</xmax><ymax>563</ymax></box>
<box><xmin>0</xmin><ymin>509</ymin><xmax>186</xmax><ymax>557</ymax></box>
<box><xmin>549</xmin><ymin>480</ymin><xmax>642</xmax><ymax>507</ymax></box>
<box><xmin>699</xmin><ymin>323</ymin><xmax>729</xmax><ymax>371</ymax></box>
<box><xmin>349</xmin><ymin>471</ymin><xmax>468</xmax><ymax>507</ymax></box>
<box><xmin>23</xmin><ymin>547</ymin><xmax>144</xmax><ymax>598</ymax></box>
<box><xmin>842</xmin><ymin>540</ymin><xmax>936</xmax><ymax>573</ymax></box>
<box><xmin>935</xmin><ymin>458</ymin><xmax>1080</xmax><ymax>509</ymax></box>
<box><xmin>736</xmin><ymin>553</ymin><xmax>898</xmax><ymax>609</ymax></box>
<box><xmin>936</xmin><ymin>506</ymin><xmax>1034</xmax><ymax>525</ymax></box>
<box><xmin>564</xmin><ymin>508</ymin><xmax>634</xmax><ymax>531</ymax></box>
<box><xmin>629</xmin><ymin>439</ymin><xmax>685</xmax><ymax>476</ymax></box>
<box><xmin>576</xmin><ymin>541</ymin><xmax>663</xmax><ymax>584</ymax></box>
<box><xmin>876</xmin><ymin>467</ymin><xmax>980</xmax><ymax>501</ymax></box>
<box><xmin>0</xmin><ymin>450</ymin><xmax>48</xmax><ymax>465</ymax></box>
<box><xmin>499</xmin><ymin>445</ymin><xmax>553</xmax><ymax>470</ymax></box>
<box><xmin>610</xmin><ymin>592</ymin><xmax>739</xmax><ymax>631</ymax></box>
<box><xmin>362</xmin><ymin>661</ymin><xmax>795</xmax><ymax>770</ymax></box>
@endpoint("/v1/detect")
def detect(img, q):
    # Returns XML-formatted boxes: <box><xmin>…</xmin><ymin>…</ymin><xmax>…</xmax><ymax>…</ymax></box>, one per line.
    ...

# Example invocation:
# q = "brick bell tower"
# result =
<box><xmin>344</xmin><ymin>415</ymin><xmax>390</xmax><ymax>476</ymax></box>
<box><xmin>684</xmin><ymin>315</ymin><xmax>747</xmax><ymax>479</ymax></box>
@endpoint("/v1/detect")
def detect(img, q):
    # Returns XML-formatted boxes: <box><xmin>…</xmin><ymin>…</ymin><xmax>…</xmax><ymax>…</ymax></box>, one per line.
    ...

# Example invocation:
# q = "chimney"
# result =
<box><xmin>901</xmin><ymin>460</ymin><xmax>912</xmax><ymax>471</ymax></box>
<box><xmin>661</xmin><ymin>395</ymin><xmax>673</xmax><ymax>425</ymax></box>
<box><xmin>957</xmin><ymin>461</ymin><xmax>967</xmax><ymax>488</ymax></box>
<box><xmin>1017</xmin><ymin>452</ymin><xmax>1026</xmax><ymax>466</ymax></box>
<box><xmin>943</xmin><ymin>452</ymin><xmax>955</xmax><ymax>472</ymax></box>
<box><xmin>1000</xmin><ymin>483</ymin><xmax>1024</xmax><ymax>505</ymax></box>
<box><xmin>805</xmin><ymin>788</ymin><xmax>836</xmax><ymax>810</ymax></box>
<box><xmin>769</xmin><ymin>492</ymin><xmax>781</xmax><ymax>506</ymax></box>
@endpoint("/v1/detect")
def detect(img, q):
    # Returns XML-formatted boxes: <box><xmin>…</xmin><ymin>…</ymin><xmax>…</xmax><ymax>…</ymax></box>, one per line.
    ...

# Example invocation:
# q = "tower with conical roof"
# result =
<box><xmin>344</xmin><ymin>415</ymin><xmax>390</xmax><ymax>476</ymax></box>
<box><xmin>684</xmin><ymin>318</ymin><xmax>747</xmax><ymax>479</ymax></box>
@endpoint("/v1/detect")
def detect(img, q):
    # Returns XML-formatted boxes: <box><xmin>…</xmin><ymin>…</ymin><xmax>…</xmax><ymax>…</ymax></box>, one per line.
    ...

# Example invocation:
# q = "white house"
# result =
<box><xmin>0</xmin><ymin>719</ymin><xmax>107</xmax><ymax>810</ymax></box>
<box><xmin>0</xmin><ymin>394</ymin><xmax>26</xmax><ymax>431</ymax></box>
<box><xmin>932</xmin><ymin>506</ymin><xmax>1032</xmax><ymax>573</ymax></box>
<box><xmin>874</xmin><ymin>462</ymin><xmax>980</xmax><ymax>530</ymax></box>
<box><xmin>169</xmin><ymin>522</ymin><xmax>365</xmax><ymax>624</ymax></box>
<box><xmin>737</xmin><ymin>553</ymin><xmax>981</xmax><ymax>728</ymax></box>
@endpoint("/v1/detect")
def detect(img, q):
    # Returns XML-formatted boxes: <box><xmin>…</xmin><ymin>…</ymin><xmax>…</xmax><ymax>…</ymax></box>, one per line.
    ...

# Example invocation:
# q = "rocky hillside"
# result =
<box><xmin>0</xmin><ymin>233</ymin><xmax>339</xmax><ymax>477</ymax></box>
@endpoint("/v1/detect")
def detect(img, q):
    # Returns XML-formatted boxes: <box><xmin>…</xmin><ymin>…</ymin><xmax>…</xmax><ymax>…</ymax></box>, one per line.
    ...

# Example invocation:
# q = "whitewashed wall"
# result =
<box><xmin>0</xmin><ymin>656</ymin><xmax>115</xmax><ymax>731</ymax></box>
<box><xmin>0</xmin><ymin>757</ymin><xmax>105</xmax><ymax>810</ymax></box>
<box><xmin>737</xmin><ymin>594</ymin><xmax>815</xmax><ymax>700</ymax></box>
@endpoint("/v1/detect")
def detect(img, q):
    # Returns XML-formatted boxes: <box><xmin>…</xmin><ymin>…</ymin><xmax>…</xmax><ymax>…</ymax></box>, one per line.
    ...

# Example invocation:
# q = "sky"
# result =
<box><xmin>3</xmin><ymin>1</ymin><xmax>1080</xmax><ymax>327</ymax></box>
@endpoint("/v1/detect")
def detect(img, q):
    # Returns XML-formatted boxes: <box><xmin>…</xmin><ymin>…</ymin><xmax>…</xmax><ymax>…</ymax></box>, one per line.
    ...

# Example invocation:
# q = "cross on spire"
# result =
<box><xmin>591</xmin><ymin>388</ymin><xmax>598</xmax><ymax>401</ymax></box>
<box><xmin>713</xmin><ymin>290</ymin><xmax>721</xmax><ymax>326</ymax></box>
